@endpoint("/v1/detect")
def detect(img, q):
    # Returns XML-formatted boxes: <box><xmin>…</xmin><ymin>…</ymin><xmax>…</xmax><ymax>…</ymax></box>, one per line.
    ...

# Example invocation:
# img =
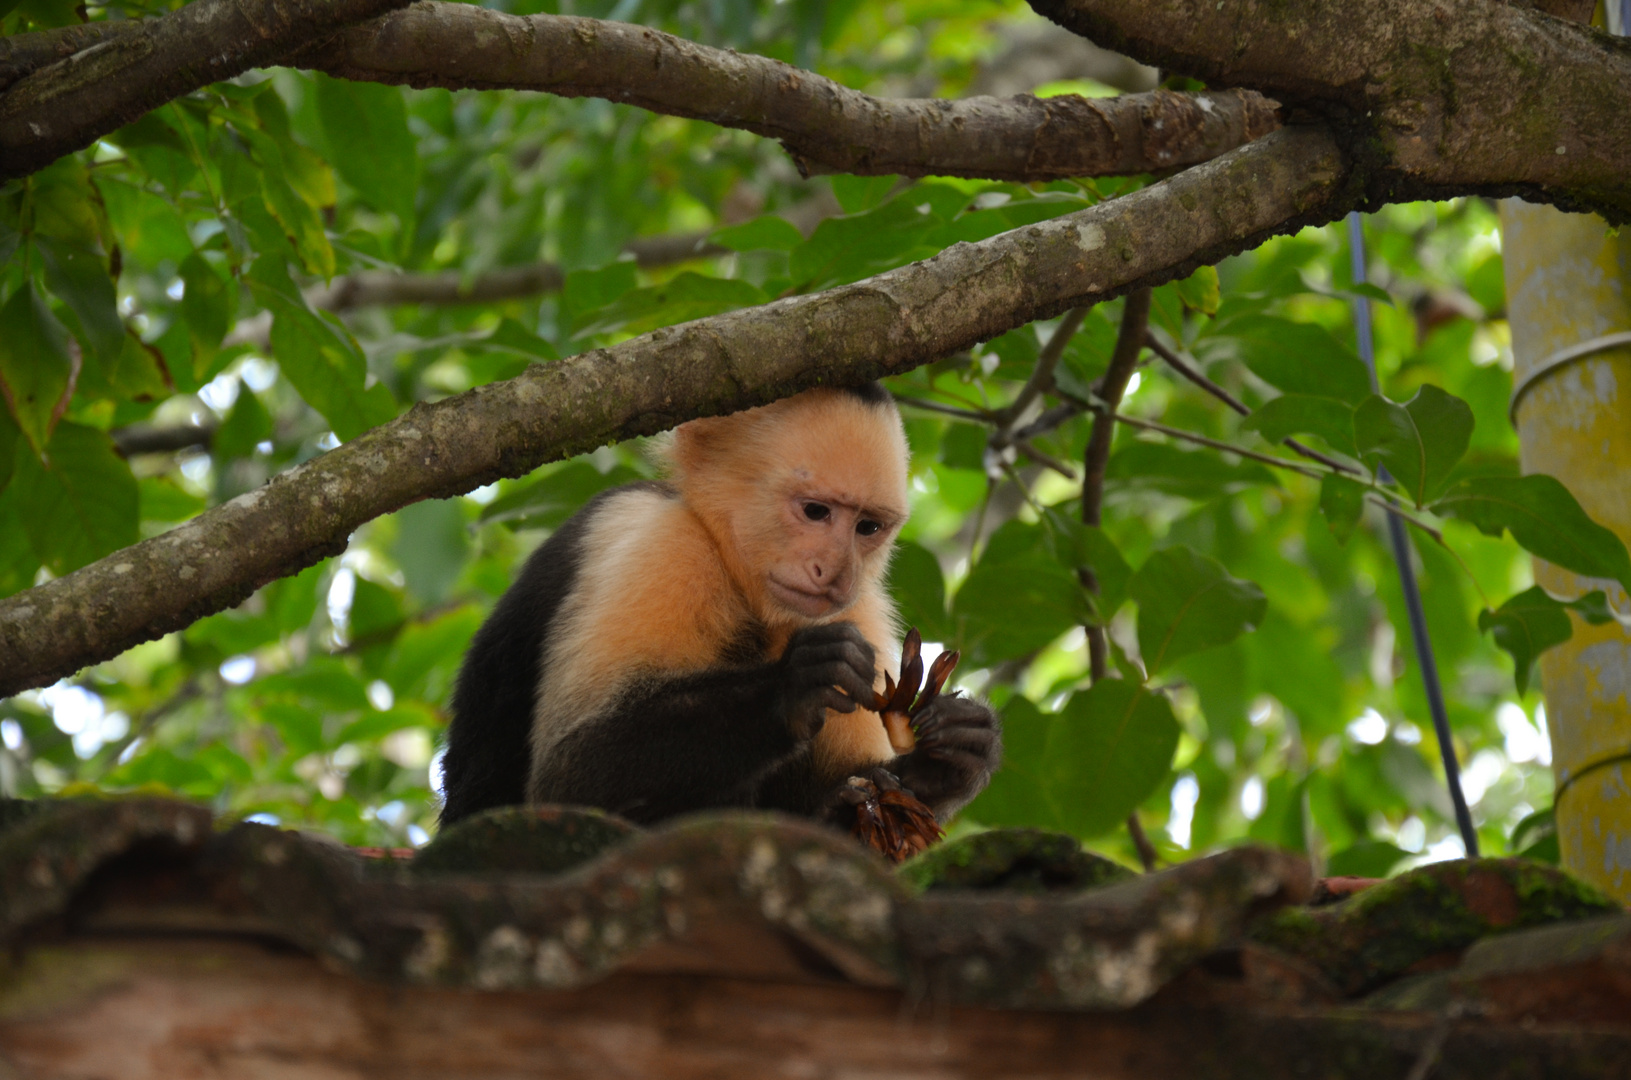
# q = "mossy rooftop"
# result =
<box><xmin>1</xmin><ymin>797</ymin><xmax>1628</xmax><ymax>1078</ymax></box>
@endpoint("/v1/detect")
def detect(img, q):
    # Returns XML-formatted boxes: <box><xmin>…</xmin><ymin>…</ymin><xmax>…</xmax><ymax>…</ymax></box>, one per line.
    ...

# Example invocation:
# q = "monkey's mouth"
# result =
<box><xmin>767</xmin><ymin>577</ymin><xmax>843</xmax><ymax>617</ymax></box>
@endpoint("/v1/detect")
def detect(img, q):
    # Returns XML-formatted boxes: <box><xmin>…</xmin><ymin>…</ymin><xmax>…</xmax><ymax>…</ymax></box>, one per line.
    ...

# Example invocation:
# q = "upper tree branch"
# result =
<box><xmin>0</xmin><ymin>126</ymin><xmax>1348</xmax><ymax>696</ymax></box>
<box><xmin>286</xmin><ymin>2</ymin><xmax>1279</xmax><ymax>182</ymax></box>
<box><xmin>1030</xmin><ymin>0</ymin><xmax>1631</xmax><ymax>220</ymax></box>
<box><xmin>0</xmin><ymin>0</ymin><xmax>413</xmax><ymax>183</ymax></box>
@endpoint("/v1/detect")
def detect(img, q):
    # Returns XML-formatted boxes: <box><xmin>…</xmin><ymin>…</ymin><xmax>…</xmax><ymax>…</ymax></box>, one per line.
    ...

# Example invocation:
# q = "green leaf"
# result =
<box><xmin>10</xmin><ymin>421</ymin><xmax>138</xmax><ymax>574</ymax></box>
<box><xmin>247</xmin><ymin>256</ymin><xmax>394</xmax><ymax>441</ymax></box>
<box><xmin>179</xmin><ymin>251</ymin><xmax>235</xmax><ymax>356</ymax></box>
<box><xmin>1318</xmin><ymin>474</ymin><xmax>1366</xmax><ymax>545</ymax></box>
<box><xmin>37</xmin><ymin>237</ymin><xmax>124</xmax><ymax>364</ymax></box>
<box><xmin>1105</xmin><ymin>442</ymin><xmax>1278</xmax><ymax>500</ymax></box>
<box><xmin>1326</xmin><ymin>839</ymin><xmax>1409</xmax><ymax>878</ymax></box>
<box><xmin>712</xmin><ymin>215</ymin><xmax>805</xmax><ymax>253</ymax></box>
<box><xmin>0</xmin><ymin>282</ymin><xmax>75</xmax><ymax>455</ymax></box>
<box><xmin>831</xmin><ymin>174</ymin><xmax>899</xmax><ymax>213</ymax></box>
<box><xmin>953</xmin><ymin>519</ymin><xmax>1091</xmax><ymax>663</ymax></box>
<box><xmin>1042</xmin><ymin>509</ymin><xmax>1130</xmax><ymax>618</ymax></box>
<box><xmin>480</xmin><ymin>462</ymin><xmax>645</xmax><ymax>530</ymax></box>
<box><xmin>1511</xmin><ymin>806</ymin><xmax>1559</xmax><ymax>863</ymax></box>
<box><xmin>888</xmin><ymin>539</ymin><xmax>952</xmax><ymax>643</ymax></box>
<box><xmin>138</xmin><ymin>476</ymin><xmax>205</xmax><ymax>524</ymax></box>
<box><xmin>236</xmin><ymin>123</ymin><xmax>336</xmax><ymax>277</ymax></box>
<box><xmin>560</xmin><ymin>262</ymin><xmax>640</xmax><ymax>335</ymax></box>
<box><xmin>964</xmin><ymin>696</ymin><xmax>1061</xmax><ymax>830</ymax></box>
<box><xmin>789</xmin><ymin>199</ymin><xmax>938</xmax><ymax>289</ymax></box>
<box><xmin>0</xmin><ymin>489</ymin><xmax>42</xmax><ymax>599</ymax></box>
<box><xmin>1213</xmin><ymin>314</ymin><xmax>1373</xmax><ymax>406</ymax></box>
<box><xmin>314</xmin><ymin>74</ymin><xmax>418</xmax><ymax>223</ymax></box>
<box><xmin>384</xmin><ymin>605</ymin><xmax>482</xmax><ymax>702</ymax></box>
<box><xmin>101</xmin><ymin>179</ymin><xmax>194</xmax><ymax>266</ymax></box>
<box><xmin>483</xmin><ymin>318</ymin><xmax>558</xmax><ymax>361</ymax></box>
<box><xmin>1129</xmin><ymin>545</ymin><xmax>1266</xmax><ymax>676</ymax></box>
<box><xmin>392</xmin><ymin>498</ymin><xmax>470</xmax><ymax>606</ymax></box>
<box><xmin>1247</xmin><ymin>772</ymin><xmax>1309</xmax><ymax>852</ymax></box>
<box><xmin>26</xmin><ymin>158</ymin><xmax>100</xmax><ymax>243</ymax></box>
<box><xmin>214</xmin><ymin>387</ymin><xmax>274</xmax><ymax>461</ymax></box>
<box><xmin>0</xmin><ymin>406</ymin><xmax>17</xmax><ymax>494</ymax></box>
<box><xmin>1433</xmin><ymin>474</ymin><xmax>1631</xmax><ymax>594</ymax></box>
<box><xmin>1241</xmin><ymin>394</ymin><xmax>1357</xmax><ymax>456</ymax></box>
<box><xmin>337</xmin><ymin>701</ymin><xmax>439</xmax><ymax>746</ymax></box>
<box><xmin>1044</xmin><ymin>679</ymin><xmax>1181</xmax><ymax>838</ymax></box>
<box><xmin>1174</xmin><ymin>264</ymin><xmax>1220</xmax><ymax>316</ymax></box>
<box><xmin>576</xmin><ymin>272</ymin><xmax>765</xmax><ymax>337</ymax></box>
<box><xmin>1354</xmin><ymin>384</ymin><xmax>1473</xmax><ymax>505</ymax></box>
<box><xmin>1477</xmin><ymin>585</ymin><xmax>1613</xmax><ymax>696</ymax></box>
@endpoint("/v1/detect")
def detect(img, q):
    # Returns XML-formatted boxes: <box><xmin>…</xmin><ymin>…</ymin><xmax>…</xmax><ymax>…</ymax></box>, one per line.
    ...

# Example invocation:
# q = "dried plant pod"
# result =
<box><xmin>846</xmin><ymin>775</ymin><xmax>943</xmax><ymax>863</ymax></box>
<box><xmin>870</xmin><ymin>627</ymin><xmax>961</xmax><ymax>754</ymax></box>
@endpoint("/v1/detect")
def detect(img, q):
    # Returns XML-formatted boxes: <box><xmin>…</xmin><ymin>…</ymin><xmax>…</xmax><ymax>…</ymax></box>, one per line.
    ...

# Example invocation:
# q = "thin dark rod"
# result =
<box><xmin>1347</xmin><ymin>211</ymin><xmax>1480</xmax><ymax>857</ymax></box>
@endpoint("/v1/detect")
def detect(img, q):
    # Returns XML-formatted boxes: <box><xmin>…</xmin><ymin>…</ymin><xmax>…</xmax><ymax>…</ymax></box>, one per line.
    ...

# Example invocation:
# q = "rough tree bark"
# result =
<box><xmin>1029</xmin><ymin>0</ymin><xmax>1631</xmax><ymax>216</ymax></box>
<box><xmin>290</xmin><ymin>3</ymin><xmax>1280</xmax><ymax>181</ymax></box>
<box><xmin>0</xmin><ymin>0</ymin><xmax>414</xmax><ymax>180</ymax></box>
<box><xmin>0</xmin><ymin>127</ymin><xmax>1347</xmax><ymax>696</ymax></box>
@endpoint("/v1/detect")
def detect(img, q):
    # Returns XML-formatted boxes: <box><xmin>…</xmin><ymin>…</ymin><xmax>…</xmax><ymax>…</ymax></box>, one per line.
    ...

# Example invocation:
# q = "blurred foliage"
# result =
<box><xmin>0</xmin><ymin>0</ymin><xmax>1606</xmax><ymax>869</ymax></box>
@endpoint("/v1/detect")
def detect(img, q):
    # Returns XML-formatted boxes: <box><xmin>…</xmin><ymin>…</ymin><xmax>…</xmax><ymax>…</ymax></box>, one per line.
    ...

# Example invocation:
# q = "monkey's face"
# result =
<box><xmin>759</xmin><ymin>486</ymin><xmax>901</xmax><ymax>619</ymax></box>
<box><xmin>667</xmin><ymin>387</ymin><xmax>910</xmax><ymax>624</ymax></box>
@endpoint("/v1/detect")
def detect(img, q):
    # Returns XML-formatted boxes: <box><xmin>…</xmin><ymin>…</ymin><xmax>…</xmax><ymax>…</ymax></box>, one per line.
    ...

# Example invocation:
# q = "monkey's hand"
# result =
<box><xmin>886</xmin><ymin>695</ymin><xmax>1001</xmax><ymax>821</ymax></box>
<box><xmin>776</xmin><ymin>622</ymin><xmax>876</xmax><ymax>744</ymax></box>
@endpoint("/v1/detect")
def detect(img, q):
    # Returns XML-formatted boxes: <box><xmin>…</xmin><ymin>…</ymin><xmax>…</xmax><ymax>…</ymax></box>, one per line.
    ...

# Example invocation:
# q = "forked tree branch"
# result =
<box><xmin>288</xmin><ymin>2</ymin><xmax>1279</xmax><ymax>182</ymax></box>
<box><xmin>0</xmin><ymin>0</ymin><xmax>414</xmax><ymax>182</ymax></box>
<box><xmin>1030</xmin><ymin>0</ymin><xmax>1631</xmax><ymax>219</ymax></box>
<box><xmin>0</xmin><ymin>126</ymin><xmax>1349</xmax><ymax>695</ymax></box>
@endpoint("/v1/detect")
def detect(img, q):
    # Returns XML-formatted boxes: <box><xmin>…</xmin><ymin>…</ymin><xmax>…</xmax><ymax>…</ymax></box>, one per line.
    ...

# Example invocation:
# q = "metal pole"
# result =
<box><xmin>1347</xmin><ymin>212</ymin><xmax>1480</xmax><ymax>857</ymax></box>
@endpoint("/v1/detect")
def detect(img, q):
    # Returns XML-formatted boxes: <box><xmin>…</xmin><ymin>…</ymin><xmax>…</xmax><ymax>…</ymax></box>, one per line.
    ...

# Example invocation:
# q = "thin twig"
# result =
<box><xmin>1363</xmin><ymin>495</ymin><xmax>1445</xmax><ymax>546</ymax></box>
<box><xmin>994</xmin><ymin>307</ymin><xmax>1088</xmax><ymax>427</ymax></box>
<box><xmin>1111</xmin><ymin>413</ymin><xmax>1325</xmax><ymax>479</ymax></box>
<box><xmin>1144</xmin><ymin>332</ymin><xmax>1362</xmax><ymax>475</ymax></box>
<box><xmin>1079</xmin><ymin>287</ymin><xmax>1159</xmax><ymax>873</ymax></box>
<box><xmin>1144</xmin><ymin>332</ymin><xmax>1248</xmax><ymax>414</ymax></box>
<box><xmin>892</xmin><ymin>394</ymin><xmax>991</xmax><ymax>422</ymax></box>
<box><xmin>1015</xmin><ymin>438</ymin><xmax>1078</xmax><ymax>480</ymax></box>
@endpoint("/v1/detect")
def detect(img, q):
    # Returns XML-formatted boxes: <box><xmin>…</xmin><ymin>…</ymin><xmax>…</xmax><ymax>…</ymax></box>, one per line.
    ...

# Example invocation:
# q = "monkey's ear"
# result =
<box><xmin>669</xmin><ymin>416</ymin><xmax>730</xmax><ymax>473</ymax></box>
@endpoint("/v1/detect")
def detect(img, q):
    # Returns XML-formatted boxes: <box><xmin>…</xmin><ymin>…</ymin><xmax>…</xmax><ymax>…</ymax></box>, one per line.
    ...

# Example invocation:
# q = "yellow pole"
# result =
<box><xmin>1500</xmin><ymin>200</ymin><xmax>1631</xmax><ymax>900</ymax></box>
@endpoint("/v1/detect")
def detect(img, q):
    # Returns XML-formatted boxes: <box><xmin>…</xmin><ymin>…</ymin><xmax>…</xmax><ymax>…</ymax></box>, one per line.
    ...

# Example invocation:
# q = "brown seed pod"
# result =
<box><xmin>845</xmin><ymin>775</ymin><xmax>943</xmax><ymax>863</ymax></box>
<box><xmin>871</xmin><ymin>626</ymin><xmax>960</xmax><ymax>754</ymax></box>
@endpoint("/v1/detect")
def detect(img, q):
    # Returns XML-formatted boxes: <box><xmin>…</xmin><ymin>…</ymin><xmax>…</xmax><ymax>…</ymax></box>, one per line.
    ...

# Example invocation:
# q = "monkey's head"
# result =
<box><xmin>665</xmin><ymin>385</ymin><xmax>909</xmax><ymax>625</ymax></box>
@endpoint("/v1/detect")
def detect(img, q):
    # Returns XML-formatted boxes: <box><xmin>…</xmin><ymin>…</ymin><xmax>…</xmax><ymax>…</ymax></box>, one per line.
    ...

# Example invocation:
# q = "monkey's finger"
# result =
<box><xmin>812</xmin><ymin>686</ymin><xmax>862</xmax><ymax>714</ymax></box>
<box><xmin>792</xmin><ymin>639</ymin><xmax>877</xmax><ymax>679</ymax></box>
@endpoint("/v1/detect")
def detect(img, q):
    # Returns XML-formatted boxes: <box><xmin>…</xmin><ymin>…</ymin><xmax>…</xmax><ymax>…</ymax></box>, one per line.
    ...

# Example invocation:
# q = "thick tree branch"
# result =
<box><xmin>0</xmin><ymin>0</ymin><xmax>413</xmax><ymax>183</ymax></box>
<box><xmin>0</xmin><ymin>126</ymin><xmax>1348</xmax><ymax>695</ymax></box>
<box><xmin>288</xmin><ymin>2</ymin><xmax>1278</xmax><ymax>182</ymax></box>
<box><xmin>1030</xmin><ymin>0</ymin><xmax>1631</xmax><ymax>220</ymax></box>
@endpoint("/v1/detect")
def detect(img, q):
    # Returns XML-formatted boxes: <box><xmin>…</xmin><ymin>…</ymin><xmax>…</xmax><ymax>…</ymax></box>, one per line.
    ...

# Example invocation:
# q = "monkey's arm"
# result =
<box><xmin>531</xmin><ymin>623</ymin><xmax>876</xmax><ymax>824</ymax></box>
<box><xmin>884</xmin><ymin>696</ymin><xmax>1002</xmax><ymax>821</ymax></box>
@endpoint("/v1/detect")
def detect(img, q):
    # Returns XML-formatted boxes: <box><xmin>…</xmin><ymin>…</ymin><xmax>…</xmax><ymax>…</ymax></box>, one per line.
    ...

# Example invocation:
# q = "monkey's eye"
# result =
<box><xmin>803</xmin><ymin>502</ymin><xmax>831</xmax><ymax>522</ymax></box>
<box><xmin>856</xmin><ymin>519</ymin><xmax>882</xmax><ymax>537</ymax></box>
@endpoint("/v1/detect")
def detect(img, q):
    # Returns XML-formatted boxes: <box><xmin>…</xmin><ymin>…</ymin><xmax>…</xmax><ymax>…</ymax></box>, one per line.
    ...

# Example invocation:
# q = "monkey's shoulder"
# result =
<box><xmin>550</xmin><ymin>481</ymin><xmax>748</xmax><ymax>675</ymax></box>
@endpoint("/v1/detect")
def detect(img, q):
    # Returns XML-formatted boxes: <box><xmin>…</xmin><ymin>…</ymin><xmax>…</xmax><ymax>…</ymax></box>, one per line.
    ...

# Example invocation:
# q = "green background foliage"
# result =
<box><xmin>0</xmin><ymin>0</ymin><xmax>1599</xmax><ymax>871</ymax></box>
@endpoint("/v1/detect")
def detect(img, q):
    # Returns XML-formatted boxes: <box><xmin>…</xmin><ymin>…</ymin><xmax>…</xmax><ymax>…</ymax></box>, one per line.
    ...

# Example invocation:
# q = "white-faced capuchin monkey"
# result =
<box><xmin>438</xmin><ymin>383</ymin><xmax>1001</xmax><ymax>831</ymax></box>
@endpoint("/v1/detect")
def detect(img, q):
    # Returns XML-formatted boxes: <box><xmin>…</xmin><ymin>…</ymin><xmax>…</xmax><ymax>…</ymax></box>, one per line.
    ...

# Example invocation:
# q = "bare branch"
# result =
<box><xmin>0</xmin><ymin>125</ymin><xmax>1347</xmax><ymax>696</ymax></box>
<box><xmin>309</xmin><ymin>232</ymin><xmax>724</xmax><ymax>312</ymax></box>
<box><xmin>112</xmin><ymin>422</ymin><xmax>216</xmax><ymax>457</ymax></box>
<box><xmin>0</xmin><ymin>0</ymin><xmax>414</xmax><ymax>183</ymax></box>
<box><xmin>0</xmin><ymin>21</ymin><xmax>141</xmax><ymax>93</ymax></box>
<box><xmin>290</xmin><ymin>2</ymin><xmax>1280</xmax><ymax>182</ymax></box>
<box><xmin>1030</xmin><ymin>0</ymin><xmax>1631</xmax><ymax>220</ymax></box>
<box><xmin>1142</xmin><ymin>332</ymin><xmax>1361</xmax><ymax>475</ymax></box>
